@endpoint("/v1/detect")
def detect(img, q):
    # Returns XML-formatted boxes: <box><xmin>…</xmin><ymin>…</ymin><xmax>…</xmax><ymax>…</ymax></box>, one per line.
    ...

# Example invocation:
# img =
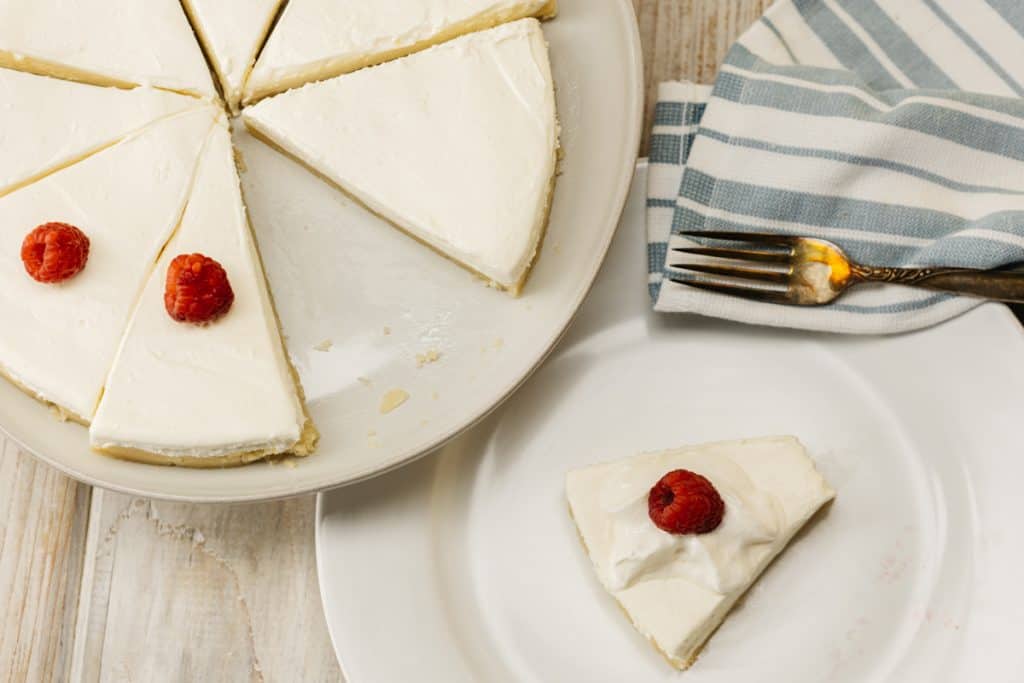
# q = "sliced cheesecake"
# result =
<box><xmin>180</xmin><ymin>0</ymin><xmax>285</xmax><ymax>112</ymax></box>
<box><xmin>0</xmin><ymin>68</ymin><xmax>202</xmax><ymax>198</ymax></box>
<box><xmin>566</xmin><ymin>437</ymin><xmax>835</xmax><ymax>670</ymax></box>
<box><xmin>0</xmin><ymin>107</ymin><xmax>218</xmax><ymax>422</ymax></box>
<box><xmin>244</xmin><ymin>19</ymin><xmax>559</xmax><ymax>293</ymax></box>
<box><xmin>243</xmin><ymin>0</ymin><xmax>557</xmax><ymax>104</ymax></box>
<box><xmin>0</xmin><ymin>0</ymin><xmax>216</xmax><ymax>97</ymax></box>
<box><xmin>90</xmin><ymin>121</ymin><xmax>318</xmax><ymax>466</ymax></box>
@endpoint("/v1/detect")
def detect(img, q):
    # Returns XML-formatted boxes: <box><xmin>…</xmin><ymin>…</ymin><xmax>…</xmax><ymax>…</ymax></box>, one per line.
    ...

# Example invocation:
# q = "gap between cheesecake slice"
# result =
<box><xmin>0</xmin><ymin>68</ymin><xmax>206</xmax><ymax>201</ymax></box>
<box><xmin>179</xmin><ymin>0</ymin><xmax>286</xmax><ymax>114</ymax></box>
<box><xmin>242</xmin><ymin>0</ymin><xmax>558</xmax><ymax>106</ymax></box>
<box><xmin>0</xmin><ymin>107</ymin><xmax>220</xmax><ymax>424</ymax></box>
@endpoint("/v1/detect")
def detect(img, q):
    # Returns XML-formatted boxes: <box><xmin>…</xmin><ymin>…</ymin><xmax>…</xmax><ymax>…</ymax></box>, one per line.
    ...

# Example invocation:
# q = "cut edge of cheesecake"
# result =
<box><xmin>0</xmin><ymin>50</ymin><xmax>214</xmax><ymax>101</ymax></box>
<box><xmin>0</xmin><ymin>0</ymin><xmax>218</xmax><ymax>100</ymax></box>
<box><xmin>242</xmin><ymin>121</ymin><xmax>558</xmax><ymax>296</ymax></box>
<box><xmin>89</xmin><ymin>118</ymin><xmax>318</xmax><ymax>467</ymax></box>
<box><xmin>237</xmin><ymin>161</ymin><xmax>321</xmax><ymax>461</ymax></box>
<box><xmin>242</xmin><ymin>0</ymin><xmax>559</xmax><ymax>105</ymax></box>
<box><xmin>566</xmin><ymin>437</ymin><xmax>836</xmax><ymax>670</ymax></box>
<box><xmin>242</xmin><ymin>18</ymin><xmax>560</xmax><ymax>295</ymax></box>
<box><xmin>0</xmin><ymin>364</ymin><xmax>90</xmax><ymax>426</ymax></box>
<box><xmin>95</xmin><ymin>431</ymin><xmax>318</xmax><ymax>468</ymax></box>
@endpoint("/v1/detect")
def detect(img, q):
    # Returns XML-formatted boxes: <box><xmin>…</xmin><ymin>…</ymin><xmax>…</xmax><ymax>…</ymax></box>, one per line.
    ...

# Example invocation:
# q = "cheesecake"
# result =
<box><xmin>244</xmin><ymin>19</ymin><xmax>559</xmax><ymax>293</ymax></box>
<box><xmin>0</xmin><ymin>106</ymin><xmax>217</xmax><ymax>422</ymax></box>
<box><xmin>0</xmin><ymin>68</ymin><xmax>202</xmax><ymax>198</ymax></box>
<box><xmin>566</xmin><ymin>437</ymin><xmax>835</xmax><ymax>670</ymax></box>
<box><xmin>180</xmin><ymin>0</ymin><xmax>285</xmax><ymax>112</ymax></box>
<box><xmin>243</xmin><ymin>0</ymin><xmax>557</xmax><ymax>104</ymax></box>
<box><xmin>0</xmin><ymin>0</ymin><xmax>216</xmax><ymax>98</ymax></box>
<box><xmin>90</xmin><ymin>120</ymin><xmax>317</xmax><ymax>466</ymax></box>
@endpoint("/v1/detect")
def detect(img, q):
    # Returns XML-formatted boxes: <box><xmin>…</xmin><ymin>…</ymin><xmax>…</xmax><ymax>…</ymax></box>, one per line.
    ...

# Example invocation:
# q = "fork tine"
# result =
<box><xmin>671</xmin><ymin>262</ymin><xmax>791</xmax><ymax>285</ymax></box>
<box><xmin>669</xmin><ymin>277</ymin><xmax>795</xmax><ymax>305</ymax></box>
<box><xmin>680</xmin><ymin>230</ymin><xmax>799</xmax><ymax>246</ymax></box>
<box><xmin>674</xmin><ymin>246</ymin><xmax>793</xmax><ymax>264</ymax></box>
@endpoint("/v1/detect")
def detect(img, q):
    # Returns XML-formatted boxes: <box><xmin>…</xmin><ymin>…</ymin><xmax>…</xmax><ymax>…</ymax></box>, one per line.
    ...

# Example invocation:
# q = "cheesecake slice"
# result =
<box><xmin>566</xmin><ymin>437</ymin><xmax>835</xmax><ymax>670</ymax></box>
<box><xmin>244</xmin><ymin>19</ymin><xmax>558</xmax><ymax>293</ymax></box>
<box><xmin>0</xmin><ymin>0</ymin><xmax>216</xmax><ymax>97</ymax></box>
<box><xmin>0</xmin><ymin>106</ymin><xmax>218</xmax><ymax>422</ymax></box>
<box><xmin>181</xmin><ymin>0</ymin><xmax>285</xmax><ymax>112</ymax></box>
<box><xmin>90</xmin><ymin>121</ymin><xmax>318</xmax><ymax>466</ymax></box>
<box><xmin>243</xmin><ymin>0</ymin><xmax>557</xmax><ymax>104</ymax></box>
<box><xmin>0</xmin><ymin>68</ymin><xmax>202</xmax><ymax>198</ymax></box>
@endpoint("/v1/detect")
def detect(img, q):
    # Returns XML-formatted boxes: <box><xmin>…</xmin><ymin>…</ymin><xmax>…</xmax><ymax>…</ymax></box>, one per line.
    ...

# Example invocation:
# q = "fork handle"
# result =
<box><xmin>851</xmin><ymin>265</ymin><xmax>1024</xmax><ymax>303</ymax></box>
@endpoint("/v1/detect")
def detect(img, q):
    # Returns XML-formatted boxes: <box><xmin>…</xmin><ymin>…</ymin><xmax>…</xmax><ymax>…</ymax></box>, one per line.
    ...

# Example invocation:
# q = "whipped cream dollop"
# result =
<box><xmin>598</xmin><ymin>452</ymin><xmax>784</xmax><ymax>595</ymax></box>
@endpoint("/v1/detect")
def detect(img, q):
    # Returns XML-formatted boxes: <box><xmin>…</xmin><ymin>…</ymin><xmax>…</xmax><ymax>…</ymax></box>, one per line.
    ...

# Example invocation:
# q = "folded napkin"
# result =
<box><xmin>648</xmin><ymin>0</ymin><xmax>1024</xmax><ymax>334</ymax></box>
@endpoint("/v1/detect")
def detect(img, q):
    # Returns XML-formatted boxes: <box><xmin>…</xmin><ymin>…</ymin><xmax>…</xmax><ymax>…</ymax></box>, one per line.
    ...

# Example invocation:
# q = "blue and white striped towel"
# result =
<box><xmin>647</xmin><ymin>0</ymin><xmax>1024</xmax><ymax>334</ymax></box>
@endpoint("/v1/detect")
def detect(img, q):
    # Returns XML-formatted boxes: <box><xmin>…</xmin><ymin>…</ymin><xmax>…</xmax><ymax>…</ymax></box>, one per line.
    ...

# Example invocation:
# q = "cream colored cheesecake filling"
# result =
<box><xmin>0</xmin><ymin>0</ymin><xmax>216</xmax><ymax>97</ymax></box>
<box><xmin>90</xmin><ymin>120</ymin><xmax>316</xmax><ymax>464</ymax></box>
<box><xmin>566</xmin><ymin>436</ymin><xmax>835</xmax><ymax>670</ymax></box>
<box><xmin>0</xmin><ymin>107</ymin><xmax>218</xmax><ymax>420</ymax></box>
<box><xmin>244</xmin><ymin>0</ymin><xmax>557</xmax><ymax>104</ymax></box>
<box><xmin>0</xmin><ymin>67</ymin><xmax>202</xmax><ymax>198</ymax></box>
<box><xmin>181</xmin><ymin>0</ymin><xmax>285</xmax><ymax>112</ymax></box>
<box><xmin>243</xmin><ymin>19</ymin><xmax>558</xmax><ymax>292</ymax></box>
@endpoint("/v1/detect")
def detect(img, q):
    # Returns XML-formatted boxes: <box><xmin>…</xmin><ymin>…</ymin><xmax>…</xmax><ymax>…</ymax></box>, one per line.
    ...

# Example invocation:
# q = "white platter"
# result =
<box><xmin>317</xmin><ymin>164</ymin><xmax>1024</xmax><ymax>682</ymax></box>
<box><xmin>0</xmin><ymin>0</ymin><xmax>643</xmax><ymax>502</ymax></box>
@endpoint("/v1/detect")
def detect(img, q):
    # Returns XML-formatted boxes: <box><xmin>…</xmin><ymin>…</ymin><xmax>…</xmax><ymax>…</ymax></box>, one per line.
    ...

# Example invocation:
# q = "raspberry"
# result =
<box><xmin>648</xmin><ymin>469</ymin><xmax>725</xmax><ymax>535</ymax></box>
<box><xmin>164</xmin><ymin>253</ymin><xmax>234</xmax><ymax>324</ymax></box>
<box><xmin>21</xmin><ymin>222</ymin><xmax>90</xmax><ymax>283</ymax></box>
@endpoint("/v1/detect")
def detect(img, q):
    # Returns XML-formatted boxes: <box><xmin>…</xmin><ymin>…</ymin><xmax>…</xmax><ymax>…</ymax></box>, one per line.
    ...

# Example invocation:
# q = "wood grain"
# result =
<box><xmin>70</xmin><ymin>491</ymin><xmax>341</xmax><ymax>682</ymax></box>
<box><xmin>0</xmin><ymin>4</ymin><xmax>772</xmax><ymax>682</ymax></box>
<box><xmin>633</xmin><ymin>0</ymin><xmax>771</xmax><ymax>150</ymax></box>
<box><xmin>0</xmin><ymin>438</ymin><xmax>90</xmax><ymax>682</ymax></box>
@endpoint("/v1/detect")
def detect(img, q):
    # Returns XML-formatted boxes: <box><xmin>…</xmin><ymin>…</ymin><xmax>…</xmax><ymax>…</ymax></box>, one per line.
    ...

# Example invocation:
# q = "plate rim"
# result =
<box><xmin>0</xmin><ymin>0</ymin><xmax>646</xmax><ymax>503</ymax></box>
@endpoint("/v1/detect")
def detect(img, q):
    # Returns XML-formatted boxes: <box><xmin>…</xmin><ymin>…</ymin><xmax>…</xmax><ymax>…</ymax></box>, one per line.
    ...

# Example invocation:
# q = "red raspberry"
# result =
<box><xmin>21</xmin><ymin>222</ymin><xmax>90</xmax><ymax>283</ymax></box>
<box><xmin>648</xmin><ymin>469</ymin><xmax>725</xmax><ymax>535</ymax></box>
<box><xmin>164</xmin><ymin>253</ymin><xmax>234</xmax><ymax>324</ymax></box>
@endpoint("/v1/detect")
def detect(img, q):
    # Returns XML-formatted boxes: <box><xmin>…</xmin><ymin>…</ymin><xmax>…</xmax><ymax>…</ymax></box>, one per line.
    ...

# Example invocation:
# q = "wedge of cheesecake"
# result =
<box><xmin>244</xmin><ymin>19</ymin><xmax>558</xmax><ymax>293</ymax></box>
<box><xmin>0</xmin><ymin>106</ymin><xmax>218</xmax><ymax>422</ymax></box>
<box><xmin>90</xmin><ymin>120</ymin><xmax>318</xmax><ymax>466</ymax></box>
<box><xmin>243</xmin><ymin>0</ymin><xmax>557</xmax><ymax>104</ymax></box>
<box><xmin>0</xmin><ymin>68</ymin><xmax>203</xmax><ymax>198</ymax></box>
<box><xmin>0</xmin><ymin>0</ymin><xmax>215</xmax><ymax>97</ymax></box>
<box><xmin>180</xmin><ymin>0</ymin><xmax>285</xmax><ymax>112</ymax></box>
<box><xmin>566</xmin><ymin>436</ymin><xmax>835</xmax><ymax>670</ymax></box>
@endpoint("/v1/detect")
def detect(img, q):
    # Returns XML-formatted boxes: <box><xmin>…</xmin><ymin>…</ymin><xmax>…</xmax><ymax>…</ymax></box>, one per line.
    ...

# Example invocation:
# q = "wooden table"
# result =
<box><xmin>0</xmin><ymin>2</ymin><xmax>772</xmax><ymax>680</ymax></box>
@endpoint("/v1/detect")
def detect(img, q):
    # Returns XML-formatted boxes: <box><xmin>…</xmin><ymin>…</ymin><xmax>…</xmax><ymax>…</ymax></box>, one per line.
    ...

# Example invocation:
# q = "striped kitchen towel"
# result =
<box><xmin>647</xmin><ymin>0</ymin><xmax>1024</xmax><ymax>334</ymax></box>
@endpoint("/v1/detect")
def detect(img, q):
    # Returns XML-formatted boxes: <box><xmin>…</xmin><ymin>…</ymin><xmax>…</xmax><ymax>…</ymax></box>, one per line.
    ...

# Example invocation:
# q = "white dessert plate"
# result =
<box><xmin>0</xmin><ymin>0</ymin><xmax>643</xmax><ymax>501</ymax></box>
<box><xmin>316</xmin><ymin>164</ymin><xmax>1024</xmax><ymax>682</ymax></box>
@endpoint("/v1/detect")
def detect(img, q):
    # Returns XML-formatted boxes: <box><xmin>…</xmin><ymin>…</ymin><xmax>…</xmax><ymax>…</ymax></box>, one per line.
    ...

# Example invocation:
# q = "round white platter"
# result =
<box><xmin>316</xmin><ymin>164</ymin><xmax>1024</xmax><ymax>682</ymax></box>
<box><xmin>0</xmin><ymin>0</ymin><xmax>643</xmax><ymax>502</ymax></box>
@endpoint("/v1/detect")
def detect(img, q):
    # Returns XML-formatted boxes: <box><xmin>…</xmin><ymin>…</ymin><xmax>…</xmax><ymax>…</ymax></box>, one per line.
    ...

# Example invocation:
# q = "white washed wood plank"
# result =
<box><xmin>71</xmin><ymin>491</ymin><xmax>341</xmax><ymax>682</ymax></box>
<box><xmin>634</xmin><ymin>0</ymin><xmax>772</xmax><ymax>150</ymax></box>
<box><xmin>0</xmin><ymin>437</ymin><xmax>91</xmax><ymax>682</ymax></box>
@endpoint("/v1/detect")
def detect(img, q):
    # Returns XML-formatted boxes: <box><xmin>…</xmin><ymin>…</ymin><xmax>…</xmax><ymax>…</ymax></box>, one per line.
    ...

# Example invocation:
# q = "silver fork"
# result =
<box><xmin>670</xmin><ymin>231</ymin><xmax>1024</xmax><ymax>305</ymax></box>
